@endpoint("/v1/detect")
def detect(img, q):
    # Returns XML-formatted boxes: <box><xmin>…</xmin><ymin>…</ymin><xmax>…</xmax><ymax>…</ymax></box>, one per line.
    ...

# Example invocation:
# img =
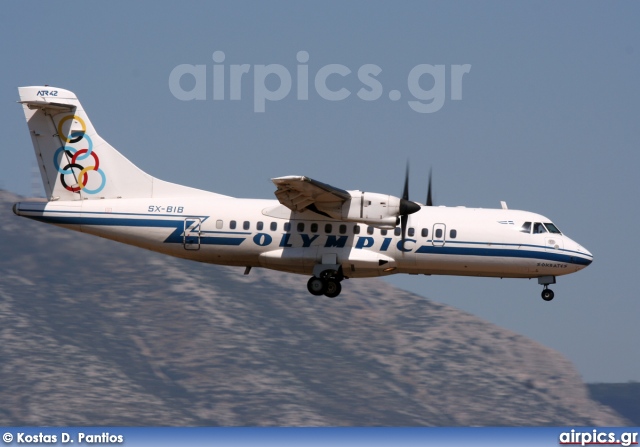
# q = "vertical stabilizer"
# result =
<box><xmin>19</xmin><ymin>86</ymin><xmax>154</xmax><ymax>200</ymax></box>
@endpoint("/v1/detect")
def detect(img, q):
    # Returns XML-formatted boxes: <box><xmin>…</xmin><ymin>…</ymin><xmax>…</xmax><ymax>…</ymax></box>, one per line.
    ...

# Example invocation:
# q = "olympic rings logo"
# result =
<box><xmin>53</xmin><ymin>115</ymin><xmax>106</xmax><ymax>194</ymax></box>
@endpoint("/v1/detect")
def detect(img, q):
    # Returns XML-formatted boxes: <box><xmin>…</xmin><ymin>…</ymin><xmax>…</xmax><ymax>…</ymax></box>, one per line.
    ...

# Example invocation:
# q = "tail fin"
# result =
<box><xmin>18</xmin><ymin>86</ymin><xmax>211</xmax><ymax>201</ymax></box>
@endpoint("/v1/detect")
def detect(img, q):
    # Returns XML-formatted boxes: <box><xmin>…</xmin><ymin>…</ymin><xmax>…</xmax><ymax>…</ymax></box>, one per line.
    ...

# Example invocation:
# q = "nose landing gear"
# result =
<box><xmin>538</xmin><ymin>275</ymin><xmax>556</xmax><ymax>301</ymax></box>
<box><xmin>541</xmin><ymin>287</ymin><xmax>555</xmax><ymax>301</ymax></box>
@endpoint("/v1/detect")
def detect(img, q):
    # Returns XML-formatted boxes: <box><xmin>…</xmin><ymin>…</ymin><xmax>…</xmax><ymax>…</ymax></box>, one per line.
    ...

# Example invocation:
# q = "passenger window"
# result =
<box><xmin>381</xmin><ymin>229</ymin><xmax>387</xmax><ymax>236</ymax></box>
<box><xmin>230</xmin><ymin>220</ymin><xmax>237</xmax><ymax>230</ymax></box>
<box><xmin>310</xmin><ymin>223</ymin><xmax>318</xmax><ymax>233</ymax></box>
<box><xmin>354</xmin><ymin>225</ymin><xmax>360</xmax><ymax>234</ymax></box>
<box><xmin>270</xmin><ymin>222</ymin><xmax>277</xmax><ymax>231</ymax></box>
<box><xmin>243</xmin><ymin>221</ymin><xmax>250</xmax><ymax>230</ymax></box>
<box><xmin>450</xmin><ymin>229</ymin><xmax>457</xmax><ymax>239</ymax></box>
<box><xmin>257</xmin><ymin>221</ymin><xmax>263</xmax><ymax>231</ymax></box>
<box><xmin>367</xmin><ymin>226</ymin><xmax>374</xmax><ymax>235</ymax></box>
<box><xmin>533</xmin><ymin>222</ymin><xmax>547</xmax><ymax>234</ymax></box>
<box><xmin>394</xmin><ymin>227</ymin><xmax>401</xmax><ymax>236</ymax></box>
<box><xmin>520</xmin><ymin>222</ymin><xmax>531</xmax><ymax>233</ymax></box>
<box><xmin>435</xmin><ymin>228</ymin><xmax>443</xmax><ymax>239</ymax></box>
<box><xmin>421</xmin><ymin>228</ymin><xmax>428</xmax><ymax>238</ymax></box>
<box><xmin>297</xmin><ymin>222</ymin><xmax>305</xmax><ymax>232</ymax></box>
<box><xmin>284</xmin><ymin>222</ymin><xmax>291</xmax><ymax>232</ymax></box>
<box><xmin>216</xmin><ymin>219</ymin><xmax>223</xmax><ymax>229</ymax></box>
<box><xmin>408</xmin><ymin>228</ymin><xmax>415</xmax><ymax>237</ymax></box>
<box><xmin>339</xmin><ymin>224</ymin><xmax>346</xmax><ymax>234</ymax></box>
<box><xmin>325</xmin><ymin>224</ymin><xmax>332</xmax><ymax>233</ymax></box>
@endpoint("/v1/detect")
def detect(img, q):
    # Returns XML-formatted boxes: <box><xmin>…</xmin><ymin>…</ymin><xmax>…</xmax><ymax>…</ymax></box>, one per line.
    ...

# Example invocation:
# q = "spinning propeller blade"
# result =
<box><xmin>426</xmin><ymin>168</ymin><xmax>434</xmax><ymax>207</ymax></box>
<box><xmin>398</xmin><ymin>163</ymin><xmax>421</xmax><ymax>241</ymax></box>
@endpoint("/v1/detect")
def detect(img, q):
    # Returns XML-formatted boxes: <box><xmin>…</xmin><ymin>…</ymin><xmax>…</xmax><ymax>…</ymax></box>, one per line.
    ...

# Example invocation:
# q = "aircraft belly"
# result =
<box><xmin>258</xmin><ymin>246</ymin><xmax>398</xmax><ymax>277</ymax></box>
<box><xmin>259</xmin><ymin>248</ymin><xmax>314</xmax><ymax>274</ymax></box>
<box><xmin>342</xmin><ymin>249</ymin><xmax>397</xmax><ymax>278</ymax></box>
<box><xmin>410</xmin><ymin>252</ymin><xmax>531</xmax><ymax>277</ymax></box>
<box><xmin>407</xmin><ymin>249</ymin><xmax>577</xmax><ymax>278</ymax></box>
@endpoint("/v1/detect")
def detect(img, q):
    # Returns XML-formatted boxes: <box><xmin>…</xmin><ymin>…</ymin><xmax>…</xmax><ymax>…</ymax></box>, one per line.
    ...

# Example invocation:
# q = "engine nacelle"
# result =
<box><xmin>341</xmin><ymin>191</ymin><xmax>402</xmax><ymax>229</ymax></box>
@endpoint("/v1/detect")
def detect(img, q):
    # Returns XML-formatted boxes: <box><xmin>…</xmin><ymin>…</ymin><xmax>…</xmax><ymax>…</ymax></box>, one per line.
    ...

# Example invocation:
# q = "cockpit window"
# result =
<box><xmin>520</xmin><ymin>222</ymin><xmax>531</xmax><ymax>233</ymax></box>
<box><xmin>533</xmin><ymin>222</ymin><xmax>547</xmax><ymax>234</ymax></box>
<box><xmin>544</xmin><ymin>222</ymin><xmax>562</xmax><ymax>234</ymax></box>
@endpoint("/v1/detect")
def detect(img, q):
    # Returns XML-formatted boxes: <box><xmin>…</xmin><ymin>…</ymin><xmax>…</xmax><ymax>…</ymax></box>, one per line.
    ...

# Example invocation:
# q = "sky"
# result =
<box><xmin>1</xmin><ymin>1</ymin><xmax>639</xmax><ymax>383</ymax></box>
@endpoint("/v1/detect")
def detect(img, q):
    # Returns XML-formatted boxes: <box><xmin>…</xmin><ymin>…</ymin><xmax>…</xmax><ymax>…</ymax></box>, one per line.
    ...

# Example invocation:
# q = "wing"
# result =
<box><xmin>271</xmin><ymin>176</ymin><xmax>351</xmax><ymax>217</ymax></box>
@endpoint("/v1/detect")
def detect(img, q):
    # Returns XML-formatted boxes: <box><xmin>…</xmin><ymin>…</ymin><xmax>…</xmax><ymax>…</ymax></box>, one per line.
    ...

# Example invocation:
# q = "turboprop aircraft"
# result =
<box><xmin>12</xmin><ymin>86</ymin><xmax>593</xmax><ymax>301</ymax></box>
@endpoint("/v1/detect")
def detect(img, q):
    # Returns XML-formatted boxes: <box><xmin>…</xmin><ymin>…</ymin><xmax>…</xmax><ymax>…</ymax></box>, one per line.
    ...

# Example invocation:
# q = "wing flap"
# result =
<box><xmin>272</xmin><ymin>176</ymin><xmax>351</xmax><ymax>214</ymax></box>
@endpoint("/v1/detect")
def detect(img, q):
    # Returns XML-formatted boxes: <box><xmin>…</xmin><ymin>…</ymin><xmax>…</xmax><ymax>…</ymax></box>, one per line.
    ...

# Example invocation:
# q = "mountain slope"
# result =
<box><xmin>0</xmin><ymin>190</ymin><xmax>626</xmax><ymax>425</ymax></box>
<box><xmin>588</xmin><ymin>383</ymin><xmax>640</xmax><ymax>426</ymax></box>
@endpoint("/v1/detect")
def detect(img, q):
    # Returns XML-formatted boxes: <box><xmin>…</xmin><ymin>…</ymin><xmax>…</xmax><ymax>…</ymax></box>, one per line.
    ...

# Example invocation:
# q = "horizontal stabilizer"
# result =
<box><xmin>18</xmin><ymin>100</ymin><xmax>75</xmax><ymax>112</ymax></box>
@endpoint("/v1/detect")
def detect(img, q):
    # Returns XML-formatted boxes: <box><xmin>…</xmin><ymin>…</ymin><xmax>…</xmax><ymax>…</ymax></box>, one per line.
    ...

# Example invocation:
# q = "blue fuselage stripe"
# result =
<box><xmin>25</xmin><ymin>214</ymin><xmax>246</xmax><ymax>246</ymax></box>
<box><xmin>22</xmin><ymin>213</ymin><xmax>592</xmax><ymax>265</ymax></box>
<box><xmin>415</xmin><ymin>245</ymin><xmax>591</xmax><ymax>265</ymax></box>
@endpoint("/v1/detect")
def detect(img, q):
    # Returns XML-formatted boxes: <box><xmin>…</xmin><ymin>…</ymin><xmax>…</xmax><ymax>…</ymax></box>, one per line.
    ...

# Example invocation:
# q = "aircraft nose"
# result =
<box><xmin>575</xmin><ymin>243</ymin><xmax>593</xmax><ymax>267</ymax></box>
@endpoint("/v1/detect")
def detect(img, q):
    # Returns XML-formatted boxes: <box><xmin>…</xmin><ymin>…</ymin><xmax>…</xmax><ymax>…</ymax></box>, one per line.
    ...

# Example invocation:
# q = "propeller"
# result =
<box><xmin>399</xmin><ymin>164</ymin><xmax>421</xmax><ymax>241</ymax></box>
<box><xmin>426</xmin><ymin>168</ymin><xmax>434</xmax><ymax>207</ymax></box>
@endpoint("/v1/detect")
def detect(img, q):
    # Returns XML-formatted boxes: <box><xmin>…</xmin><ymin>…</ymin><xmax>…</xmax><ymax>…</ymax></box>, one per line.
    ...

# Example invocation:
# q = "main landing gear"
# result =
<box><xmin>538</xmin><ymin>275</ymin><xmax>556</xmax><ymax>301</ymax></box>
<box><xmin>307</xmin><ymin>268</ymin><xmax>344</xmax><ymax>298</ymax></box>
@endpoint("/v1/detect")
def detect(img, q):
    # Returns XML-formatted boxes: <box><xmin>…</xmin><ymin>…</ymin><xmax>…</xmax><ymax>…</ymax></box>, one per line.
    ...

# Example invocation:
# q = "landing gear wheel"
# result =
<box><xmin>307</xmin><ymin>277</ymin><xmax>326</xmax><ymax>296</ymax></box>
<box><xmin>541</xmin><ymin>288</ymin><xmax>555</xmax><ymax>301</ymax></box>
<box><xmin>324</xmin><ymin>280</ymin><xmax>342</xmax><ymax>298</ymax></box>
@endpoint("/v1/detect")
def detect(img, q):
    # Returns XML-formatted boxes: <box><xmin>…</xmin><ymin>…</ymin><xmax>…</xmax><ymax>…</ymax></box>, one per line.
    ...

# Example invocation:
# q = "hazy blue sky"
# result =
<box><xmin>2</xmin><ymin>1</ymin><xmax>639</xmax><ymax>382</ymax></box>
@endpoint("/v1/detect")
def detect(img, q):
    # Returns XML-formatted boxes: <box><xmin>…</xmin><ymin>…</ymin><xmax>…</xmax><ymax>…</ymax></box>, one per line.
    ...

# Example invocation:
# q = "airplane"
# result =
<box><xmin>12</xmin><ymin>86</ymin><xmax>593</xmax><ymax>301</ymax></box>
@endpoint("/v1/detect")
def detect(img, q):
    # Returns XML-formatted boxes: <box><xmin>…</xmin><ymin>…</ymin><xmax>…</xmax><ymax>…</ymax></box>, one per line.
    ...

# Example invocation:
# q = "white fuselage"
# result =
<box><xmin>14</xmin><ymin>193</ymin><xmax>593</xmax><ymax>280</ymax></box>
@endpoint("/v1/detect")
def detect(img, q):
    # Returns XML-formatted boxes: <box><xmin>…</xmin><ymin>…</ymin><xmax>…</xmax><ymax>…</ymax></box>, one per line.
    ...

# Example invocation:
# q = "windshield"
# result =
<box><xmin>544</xmin><ymin>222</ymin><xmax>562</xmax><ymax>234</ymax></box>
<box><xmin>533</xmin><ymin>222</ymin><xmax>547</xmax><ymax>234</ymax></box>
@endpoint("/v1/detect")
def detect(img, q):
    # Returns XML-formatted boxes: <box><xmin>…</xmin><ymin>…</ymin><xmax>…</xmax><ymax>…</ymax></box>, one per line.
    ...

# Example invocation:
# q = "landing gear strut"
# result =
<box><xmin>538</xmin><ymin>275</ymin><xmax>556</xmax><ymax>301</ymax></box>
<box><xmin>307</xmin><ymin>268</ymin><xmax>344</xmax><ymax>298</ymax></box>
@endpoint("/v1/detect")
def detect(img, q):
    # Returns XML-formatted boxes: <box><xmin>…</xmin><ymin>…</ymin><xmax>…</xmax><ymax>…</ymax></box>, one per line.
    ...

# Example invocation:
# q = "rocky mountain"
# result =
<box><xmin>0</xmin><ymin>190</ymin><xmax>626</xmax><ymax>425</ymax></box>
<box><xmin>588</xmin><ymin>383</ymin><xmax>640</xmax><ymax>426</ymax></box>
